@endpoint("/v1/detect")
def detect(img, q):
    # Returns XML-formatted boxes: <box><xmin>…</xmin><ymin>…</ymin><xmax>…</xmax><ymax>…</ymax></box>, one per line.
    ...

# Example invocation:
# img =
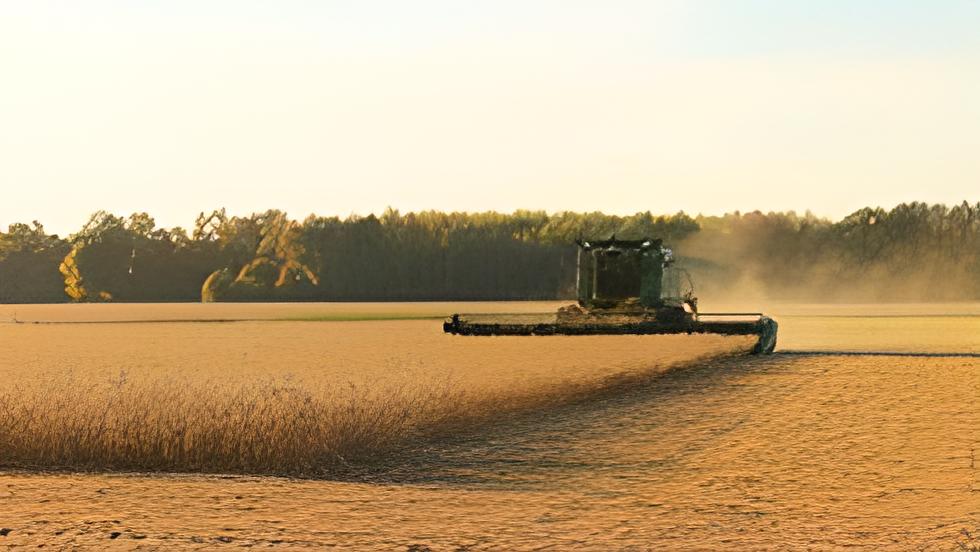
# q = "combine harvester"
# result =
<box><xmin>444</xmin><ymin>238</ymin><xmax>778</xmax><ymax>354</ymax></box>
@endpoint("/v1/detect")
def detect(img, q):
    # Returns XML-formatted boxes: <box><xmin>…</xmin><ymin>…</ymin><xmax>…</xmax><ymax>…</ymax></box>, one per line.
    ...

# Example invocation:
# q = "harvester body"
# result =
<box><xmin>444</xmin><ymin>238</ymin><xmax>778</xmax><ymax>354</ymax></box>
<box><xmin>576</xmin><ymin>238</ymin><xmax>667</xmax><ymax>309</ymax></box>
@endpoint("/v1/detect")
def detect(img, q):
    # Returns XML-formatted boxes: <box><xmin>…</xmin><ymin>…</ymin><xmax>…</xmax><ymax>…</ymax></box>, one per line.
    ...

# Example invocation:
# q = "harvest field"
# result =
<box><xmin>1</xmin><ymin>302</ymin><xmax>979</xmax><ymax>549</ymax></box>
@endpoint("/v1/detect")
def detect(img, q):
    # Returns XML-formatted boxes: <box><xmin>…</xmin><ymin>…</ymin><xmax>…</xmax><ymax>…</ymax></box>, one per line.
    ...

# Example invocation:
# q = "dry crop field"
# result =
<box><xmin>0</xmin><ymin>303</ymin><xmax>749</xmax><ymax>477</ymax></box>
<box><xmin>1</xmin><ymin>302</ymin><xmax>978</xmax><ymax>550</ymax></box>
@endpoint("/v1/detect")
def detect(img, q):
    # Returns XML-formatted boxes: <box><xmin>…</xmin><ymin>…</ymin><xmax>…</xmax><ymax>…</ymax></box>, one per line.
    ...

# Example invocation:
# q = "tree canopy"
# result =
<box><xmin>0</xmin><ymin>203</ymin><xmax>977</xmax><ymax>303</ymax></box>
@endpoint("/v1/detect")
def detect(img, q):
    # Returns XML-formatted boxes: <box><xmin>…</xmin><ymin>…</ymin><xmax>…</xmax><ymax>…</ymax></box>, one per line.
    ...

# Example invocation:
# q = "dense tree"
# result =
<box><xmin>57</xmin><ymin>211</ymin><xmax>223</xmax><ymax>302</ymax></box>
<box><xmin>202</xmin><ymin>210</ymin><xmax>319</xmax><ymax>302</ymax></box>
<box><xmin>0</xmin><ymin>203</ymin><xmax>976</xmax><ymax>303</ymax></box>
<box><xmin>0</xmin><ymin>222</ymin><xmax>69</xmax><ymax>303</ymax></box>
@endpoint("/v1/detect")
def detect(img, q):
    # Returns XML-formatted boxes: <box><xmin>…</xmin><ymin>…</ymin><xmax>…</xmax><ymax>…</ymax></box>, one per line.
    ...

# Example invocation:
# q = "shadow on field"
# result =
<box><xmin>358</xmin><ymin>351</ymin><xmax>786</xmax><ymax>486</ymax></box>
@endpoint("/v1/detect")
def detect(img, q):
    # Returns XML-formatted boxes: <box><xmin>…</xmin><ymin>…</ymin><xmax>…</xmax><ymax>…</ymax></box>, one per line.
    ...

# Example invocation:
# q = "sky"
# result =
<box><xmin>1</xmin><ymin>1</ymin><xmax>978</xmax><ymax>236</ymax></box>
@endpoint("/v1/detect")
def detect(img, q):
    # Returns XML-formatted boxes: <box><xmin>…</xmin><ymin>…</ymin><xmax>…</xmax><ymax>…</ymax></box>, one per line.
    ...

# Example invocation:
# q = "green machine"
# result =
<box><xmin>444</xmin><ymin>238</ymin><xmax>778</xmax><ymax>354</ymax></box>
<box><xmin>576</xmin><ymin>238</ymin><xmax>675</xmax><ymax>310</ymax></box>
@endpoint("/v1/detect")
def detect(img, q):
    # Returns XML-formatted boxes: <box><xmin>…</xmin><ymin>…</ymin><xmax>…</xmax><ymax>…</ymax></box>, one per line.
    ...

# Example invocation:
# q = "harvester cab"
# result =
<box><xmin>572</xmin><ymin>238</ymin><xmax>695</xmax><ymax>318</ymax></box>
<box><xmin>444</xmin><ymin>238</ymin><xmax>778</xmax><ymax>354</ymax></box>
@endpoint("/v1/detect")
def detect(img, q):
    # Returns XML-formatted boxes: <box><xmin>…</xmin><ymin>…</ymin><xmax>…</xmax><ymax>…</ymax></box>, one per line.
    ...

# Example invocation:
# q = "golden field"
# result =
<box><xmin>0</xmin><ymin>303</ymin><xmax>748</xmax><ymax>476</ymax></box>
<box><xmin>1</xmin><ymin>302</ymin><xmax>978</xmax><ymax>550</ymax></box>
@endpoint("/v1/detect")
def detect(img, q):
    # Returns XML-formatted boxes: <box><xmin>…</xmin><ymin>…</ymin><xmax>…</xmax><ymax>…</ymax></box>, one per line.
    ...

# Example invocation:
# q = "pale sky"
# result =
<box><xmin>2</xmin><ymin>1</ymin><xmax>978</xmax><ymax>236</ymax></box>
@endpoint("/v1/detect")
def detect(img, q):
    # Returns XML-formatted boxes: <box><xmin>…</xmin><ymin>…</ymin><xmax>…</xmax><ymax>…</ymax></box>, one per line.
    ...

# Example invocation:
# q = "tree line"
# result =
<box><xmin>0</xmin><ymin>202</ymin><xmax>977</xmax><ymax>304</ymax></box>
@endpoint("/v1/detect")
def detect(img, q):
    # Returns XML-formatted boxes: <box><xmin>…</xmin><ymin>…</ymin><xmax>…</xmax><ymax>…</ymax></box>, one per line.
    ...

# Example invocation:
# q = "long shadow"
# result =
<box><xmin>352</xmin><ymin>351</ymin><xmax>791</xmax><ymax>486</ymax></box>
